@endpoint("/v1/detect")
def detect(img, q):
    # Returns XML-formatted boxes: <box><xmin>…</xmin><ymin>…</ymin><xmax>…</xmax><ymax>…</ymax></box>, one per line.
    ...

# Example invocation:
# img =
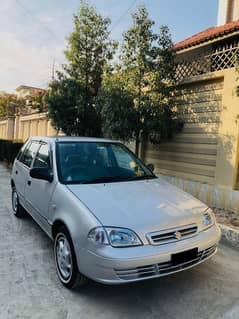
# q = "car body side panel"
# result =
<box><xmin>24</xmin><ymin>141</ymin><xmax>57</xmax><ymax>233</ymax></box>
<box><xmin>12</xmin><ymin>159</ymin><xmax>28</xmax><ymax>206</ymax></box>
<box><xmin>49</xmin><ymin>183</ymin><xmax>102</xmax><ymax>272</ymax></box>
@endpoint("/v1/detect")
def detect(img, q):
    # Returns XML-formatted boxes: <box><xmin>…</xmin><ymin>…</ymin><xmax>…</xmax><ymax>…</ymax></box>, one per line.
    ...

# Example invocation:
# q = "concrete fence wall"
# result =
<box><xmin>0</xmin><ymin>120</ymin><xmax>7</xmax><ymax>139</ymax></box>
<box><xmin>140</xmin><ymin>68</ymin><xmax>239</xmax><ymax>212</ymax></box>
<box><xmin>0</xmin><ymin>113</ymin><xmax>57</xmax><ymax>141</ymax></box>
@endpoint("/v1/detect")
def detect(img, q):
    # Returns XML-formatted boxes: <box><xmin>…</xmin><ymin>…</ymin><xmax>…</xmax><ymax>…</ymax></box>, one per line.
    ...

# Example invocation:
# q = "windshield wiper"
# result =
<box><xmin>80</xmin><ymin>176</ymin><xmax>129</xmax><ymax>184</ymax></box>
<box><xmin>125</xmin><ymin>175</ymin><xmax>157</xmax><ymax>181</ymax></box>
<box><xmin>80</xmin><ymin>174</ymin><xmax>157</xmax><ymax>184</ymax></box>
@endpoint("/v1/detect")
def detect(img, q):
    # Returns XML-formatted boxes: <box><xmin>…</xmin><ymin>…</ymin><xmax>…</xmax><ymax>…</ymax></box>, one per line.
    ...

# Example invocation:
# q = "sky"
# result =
<box><xmin>0</xmin><ymin>0</ymin><xmax>218</xmax><ymax>93</ymax></box>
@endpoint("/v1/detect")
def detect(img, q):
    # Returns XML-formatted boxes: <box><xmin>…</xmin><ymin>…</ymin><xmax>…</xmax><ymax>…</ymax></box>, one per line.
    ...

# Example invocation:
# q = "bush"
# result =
<box><xmin>0</xmin><ymin>139</ymin><xmax>23</xmax><ymax>164</ymax></box>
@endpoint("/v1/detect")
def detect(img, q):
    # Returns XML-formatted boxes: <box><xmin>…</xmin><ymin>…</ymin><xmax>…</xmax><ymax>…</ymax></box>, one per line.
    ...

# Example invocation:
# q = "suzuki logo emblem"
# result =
<box><xmin>174</xmin><ymin>231</ymin><xmax>182</xmax><ymax>240</ymax></box>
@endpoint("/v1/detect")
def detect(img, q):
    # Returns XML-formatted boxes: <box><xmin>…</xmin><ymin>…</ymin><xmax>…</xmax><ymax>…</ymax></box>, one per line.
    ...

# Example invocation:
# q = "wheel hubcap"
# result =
<box><xmin>12</xmin><ymin>191</ymin><xmax>18</xmax><ymax>212</ymax></box>
<box><xmin>56</xmin><ymin>235</ymin><xmax>73</xmax><ymax>280</ymax></box>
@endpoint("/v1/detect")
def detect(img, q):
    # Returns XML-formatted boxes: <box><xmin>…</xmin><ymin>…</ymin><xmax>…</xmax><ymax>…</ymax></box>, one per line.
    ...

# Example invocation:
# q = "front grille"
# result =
<box><xmin>147</xmin><ymin>224</ymin><xmax>198</xmax><ymax>245</ymax></box>
<box><xmin>115</xmin><ymin>245</ymin><xmax>217</xmax><ymax>281</ymax></box>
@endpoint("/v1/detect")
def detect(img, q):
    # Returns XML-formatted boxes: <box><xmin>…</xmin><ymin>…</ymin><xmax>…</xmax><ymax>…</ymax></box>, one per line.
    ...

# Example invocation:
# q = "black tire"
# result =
<box><xmin>11</xmin><ymin>187</ymin><xmax>26</xmax><ymax>218</ymax></box>
<box><xmin>54</xmin><ymin>226</ymin><xmax>88</xmax><ymax>289</ymax></box>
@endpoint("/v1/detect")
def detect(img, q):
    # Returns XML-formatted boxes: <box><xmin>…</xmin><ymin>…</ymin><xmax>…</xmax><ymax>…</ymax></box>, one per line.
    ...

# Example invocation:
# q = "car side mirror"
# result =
<box><xmin>30</xmin><ymin>167</ymin><xmax>53</xmax><ymax>183</ymax></box>
<box><xmin>147</xmin><ymin>163</ymin><xmax>155</xmax><ymax>172</ymax></box>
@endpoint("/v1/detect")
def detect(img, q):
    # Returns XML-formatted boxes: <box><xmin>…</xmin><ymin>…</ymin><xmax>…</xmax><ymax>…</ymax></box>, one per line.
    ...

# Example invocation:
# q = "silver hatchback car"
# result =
<box><xmin>11</xmin><ymin>136</ymin><xmax>221</xmax><ymax>288</ymax></box>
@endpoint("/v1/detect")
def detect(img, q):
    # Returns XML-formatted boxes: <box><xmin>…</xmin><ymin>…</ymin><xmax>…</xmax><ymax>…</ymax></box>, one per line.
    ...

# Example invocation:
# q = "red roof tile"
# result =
<box><xmin>174</xmin><ymin>19</ymin><xmax>239</xmax><ymax>51</ymax></box>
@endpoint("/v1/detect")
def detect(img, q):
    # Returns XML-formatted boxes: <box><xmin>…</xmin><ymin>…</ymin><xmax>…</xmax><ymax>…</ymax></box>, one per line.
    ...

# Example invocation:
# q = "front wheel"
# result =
<box><xmin>54</xmin><ymin>226</ymin><xmax>88</xmax><ymax>289</ymax></box>
<box><xmin>11</xmin><ymin>187</ymin><xmax>26</xmax><ymax>218</ymax></box>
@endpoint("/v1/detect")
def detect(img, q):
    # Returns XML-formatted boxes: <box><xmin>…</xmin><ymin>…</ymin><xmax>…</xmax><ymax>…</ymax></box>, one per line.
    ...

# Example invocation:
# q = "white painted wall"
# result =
<box><xmin>232</xmin><ymin>0</ymin><xmax>239</xmax><ymax>21</ymax></box>
<box><xmin>217</xmin><ymin>0</ymin><xmax>229</xmax><ymax>26</ymax></box>
<box><xmin>217</xmin><ymin>0</ymin><xmax>239</xmax><ymax>26</ymax></box>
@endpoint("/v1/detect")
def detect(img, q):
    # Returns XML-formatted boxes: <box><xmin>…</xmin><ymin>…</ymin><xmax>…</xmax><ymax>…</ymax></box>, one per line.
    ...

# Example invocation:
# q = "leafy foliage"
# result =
<box><xmin>28</xmin><ymin>93</ymin><xmax>46</xmax><ymax>113</ymax></box>
<box><xmin>0</xmin><ymin>93</ymin><xmax>26</xmax><ymax>118</ymax></box>
<box><xmin>46</xmin><ymin>1</ymin><xmax>116</xmax><ymax>136</ymax></box>
<box><xmin>100</xmin><ymin>6</ymin><xmax>180</xmax><ymax>155</ymax></box>
<box><xmin>148</xmin><ymin>25</ymin><xmax>181</xmax><ymax>142</ymax></box>
<box><xmin>46</xmin><ymin>77</ymin><xmax>101</xmax><ymax>136</ymax></box>
<box><xmin>97</xmin><ymin>73</ymin><xmax>136</xmax><ymax>141</ymax></box>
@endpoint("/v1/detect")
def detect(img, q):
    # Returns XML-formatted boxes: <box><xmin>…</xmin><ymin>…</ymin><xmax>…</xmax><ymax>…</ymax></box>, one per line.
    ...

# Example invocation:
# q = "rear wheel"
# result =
<box><xmin>11</xmin><ymin>187</ymin><xmax>26</xmax><ymax>218</ymax></box>
<box><xmin>54</xmin><ymin>226</ymin><xmax>88</xmax><ymax>289</ymax></box>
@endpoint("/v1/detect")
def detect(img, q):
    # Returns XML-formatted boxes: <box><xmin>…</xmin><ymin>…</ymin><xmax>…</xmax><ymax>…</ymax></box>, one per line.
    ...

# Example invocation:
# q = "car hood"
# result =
<box><xmin>67</xmin><ymin>177</ymin><xmax>207</xmax><ymax>233</ymax></box>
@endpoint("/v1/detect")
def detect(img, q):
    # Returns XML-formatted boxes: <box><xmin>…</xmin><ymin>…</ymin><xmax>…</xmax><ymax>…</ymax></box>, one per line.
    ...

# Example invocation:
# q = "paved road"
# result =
<box><xmin>0</xmin><ymin>164</ymin><xmax>239</xmax><ymax>319</ymax></box>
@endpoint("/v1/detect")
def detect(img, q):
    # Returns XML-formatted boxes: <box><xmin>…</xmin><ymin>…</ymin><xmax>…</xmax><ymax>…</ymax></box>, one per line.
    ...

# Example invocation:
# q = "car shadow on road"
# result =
<box><xmin>69</xmin><ymin>266</ymin><xmax>219</xmax><ymax>319</ymax></box>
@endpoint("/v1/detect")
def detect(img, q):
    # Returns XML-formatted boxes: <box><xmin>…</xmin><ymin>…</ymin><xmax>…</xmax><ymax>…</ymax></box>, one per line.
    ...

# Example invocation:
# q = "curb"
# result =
<box><xmin>219</xmin><ymin>224</ymin><xmax>239</xmax><ymax>251</ymax></box>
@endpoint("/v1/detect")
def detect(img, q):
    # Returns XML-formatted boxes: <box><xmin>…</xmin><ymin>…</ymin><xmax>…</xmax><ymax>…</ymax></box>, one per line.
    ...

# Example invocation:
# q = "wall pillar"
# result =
<box><xmin>45</xmin><ymin>119</ymin><xmax>48</xmax><ymax>135</ymax></box>
<box><xmin>14</xmin><ymin>114</ymin><xmax>20</xmax><ymax>140</ymax></box>
<box><xmin>6</xmin><ymin>116</ymin><xmax>15</xmax><ymax>140</ymax></box>
<box><xmin>47</xmin><ymin>120</ymin><xmax>51</xmax><ymax>136</ymax></box>
<box><xmin>215</xmin><ymin>68</ymin><xmax>239</xmax><ymax>189</ymax></box>
<box><xmin>36</xmin><ymin>120</ymin><xmax>39</xmax><ymax>135</ymax></box>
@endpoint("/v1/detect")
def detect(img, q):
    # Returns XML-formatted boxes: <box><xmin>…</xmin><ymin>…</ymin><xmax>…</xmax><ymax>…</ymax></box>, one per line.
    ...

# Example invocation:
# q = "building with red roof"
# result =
<box><xmin>174</xmin><ymin>0</ymin><xmax>239</xmax><ymax>82</ymax></box>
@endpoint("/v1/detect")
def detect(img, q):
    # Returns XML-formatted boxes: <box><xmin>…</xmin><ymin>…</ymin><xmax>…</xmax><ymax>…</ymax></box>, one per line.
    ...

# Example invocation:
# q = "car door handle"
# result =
<box><xmin>15</xmin><ymin>170</ymin><xmax>18</xmax><ymax>175</ymax></box>
<box><xmin>27</xmin><ymin>180</ymin><xmax>31</xmax><ymax>186</ymax></box>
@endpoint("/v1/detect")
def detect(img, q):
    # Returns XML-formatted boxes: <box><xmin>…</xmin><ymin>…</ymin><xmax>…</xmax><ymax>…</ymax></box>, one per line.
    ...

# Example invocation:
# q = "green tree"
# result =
<box><xmin>46</xmin><ymin>1</ymin><xmax>117</xmax><ymax>136</ymax></box>
<box><xmin>46</xmin><ymin>76</ymin><xmax>101</xmax><ymax>136</ymax></box>
<box><xmin>0</xmin><ymin>93</ymin><xmax>26</xmax><ymax>118</ymax></box>
<box><xmin>120</xmin><ymin>5</ymin><xmax>157</xmax><ymax>155</ymax></box>
<box><xmin>28</xmin><ymin>92</ymin><xmax>46</xmax><ymax>113</ymax></box>
<box><xmin>102</xmin><ymin>6</ymin><xmax>180</xmax><ymax>156</ymax></box>
<box><xmin>147</xmin><ymin>25</ymin><xmax>180</xmax><ymax>143</ymax></box>
<box><xmin>97</xmin><ymin>73</ymin><xmax>137</xmax><ymax>141</ymax></box>
<box><xmin>0</xmin><ymin>93</ymin><xmax>10</xmax><ymax>118</ymax></box>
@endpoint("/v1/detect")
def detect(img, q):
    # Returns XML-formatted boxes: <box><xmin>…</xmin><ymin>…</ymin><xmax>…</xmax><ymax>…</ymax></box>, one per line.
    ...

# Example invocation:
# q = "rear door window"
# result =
<box><xmin>20</xmin><ymin>141</ymin><xmax>40</xmax><ymax>168</ymax></box>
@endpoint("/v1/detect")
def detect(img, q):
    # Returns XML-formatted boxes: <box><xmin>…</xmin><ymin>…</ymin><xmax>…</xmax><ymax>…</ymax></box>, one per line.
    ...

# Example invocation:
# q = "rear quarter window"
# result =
<box><xmin>16</xmin><ymin>141</ymin><xmax>30</xmax><ymax>161</ymax></box>
<box><xmin>20</xmin><ymin>141</ymin><xmax>40</xmax><ymax>168</ymax></box>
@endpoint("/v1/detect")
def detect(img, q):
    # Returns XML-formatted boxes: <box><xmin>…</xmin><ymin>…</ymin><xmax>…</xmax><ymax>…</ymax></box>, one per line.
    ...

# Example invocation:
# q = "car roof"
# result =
<box><xmin>29</xmin><ymin>136</ymin><xmax>120</xmax><ymax>144</ymax></box>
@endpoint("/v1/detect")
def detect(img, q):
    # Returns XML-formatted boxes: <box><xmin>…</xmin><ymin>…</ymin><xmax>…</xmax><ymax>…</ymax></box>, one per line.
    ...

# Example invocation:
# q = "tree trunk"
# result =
<box><xmin>135</xmin><ymin>132</ymin><xmax>140</xmax><ymax>157</ymax></box>
<box><xmin>140</xmin><ymin>132</ymin><xmax>147</xmax><ymax>162</ymax></box>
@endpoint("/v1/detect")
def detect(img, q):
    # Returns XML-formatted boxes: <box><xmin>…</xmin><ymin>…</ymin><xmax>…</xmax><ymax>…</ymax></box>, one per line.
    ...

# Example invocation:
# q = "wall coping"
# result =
<box><xmin>19</xmin><ymin>112</ymin><xmax>48</xmax><ymax>122</ymax></box>
<box><xmin>177</xmin><ymin>69</ymin><xmax>225</xmax><ymax>86</ymax></box>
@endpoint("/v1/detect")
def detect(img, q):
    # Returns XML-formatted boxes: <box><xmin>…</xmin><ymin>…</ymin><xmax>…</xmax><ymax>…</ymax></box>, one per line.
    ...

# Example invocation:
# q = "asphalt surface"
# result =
<box><xmin>0</xmin><ymin>164</ymin><xmax>239</xmax><ymax>319</ymax></box>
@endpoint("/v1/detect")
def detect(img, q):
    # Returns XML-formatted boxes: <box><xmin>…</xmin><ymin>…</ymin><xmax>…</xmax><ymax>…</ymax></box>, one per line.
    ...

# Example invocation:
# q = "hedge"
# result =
<box><xmin>0</xmin><ymin>139</ymin><xmax>24</xmax><ymax>164</ymax></box>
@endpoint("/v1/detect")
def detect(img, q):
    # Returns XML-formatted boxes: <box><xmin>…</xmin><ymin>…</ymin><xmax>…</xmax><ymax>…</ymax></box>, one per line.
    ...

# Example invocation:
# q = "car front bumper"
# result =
<box><xmin>78</xmin><ymin>223</ymin><xmax>221</xmax><ymax>284</ymax></box>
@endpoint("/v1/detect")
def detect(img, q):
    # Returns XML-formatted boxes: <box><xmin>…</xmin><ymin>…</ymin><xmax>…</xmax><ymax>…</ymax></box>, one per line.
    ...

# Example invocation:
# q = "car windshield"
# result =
<box><xmin>56</xmin><ymin>141</ymin><xmax>156</xmax><ymax>184</ymax></box>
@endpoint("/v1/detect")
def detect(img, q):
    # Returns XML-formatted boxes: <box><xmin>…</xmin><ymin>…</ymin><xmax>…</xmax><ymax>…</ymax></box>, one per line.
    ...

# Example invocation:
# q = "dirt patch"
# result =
<box><xmin>212</xmin><ymin>207</ymin><xmax>239</xmax><ymax>230</ymax></box>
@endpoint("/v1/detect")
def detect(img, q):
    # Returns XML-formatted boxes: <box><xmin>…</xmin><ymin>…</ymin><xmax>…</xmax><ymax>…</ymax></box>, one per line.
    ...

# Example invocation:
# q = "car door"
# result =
<box><xmin>24</xmin><ymin>142</ymin><xmax>56</xmax><ymax>235</ymax></box>
<box><xmin>13</xmin><ymin>140</ymin><xmax>40</xmax><ymax>207</ymax></box>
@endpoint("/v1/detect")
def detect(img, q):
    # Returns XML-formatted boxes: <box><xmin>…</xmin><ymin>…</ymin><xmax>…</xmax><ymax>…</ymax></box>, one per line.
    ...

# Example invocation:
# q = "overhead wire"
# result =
<box><xmin>14</xmin><ymin>0</ymin><xmax>140</xmax><ymax>83</ymax></box>
<box><xmin>15</xmin><ymin>0</ymin><xmax>63</xmax><ymax>83</ymax></box>
<box><xmin>110</xmin><ymin>0</ymin><xmax>139</xmax><ymax>32</ymax></box>
<box><xmin>15</xmin><ymin>0</ymin><xmax>61</xmax><ymax>42</ymax></box>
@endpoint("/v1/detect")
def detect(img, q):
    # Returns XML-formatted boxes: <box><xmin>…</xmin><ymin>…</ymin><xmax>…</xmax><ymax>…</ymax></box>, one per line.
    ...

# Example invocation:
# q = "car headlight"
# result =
<box><xmin>202</xmin><ymin>208</ymin><xmax>215</xmax><ymax>230</ymax></box>
<box><xmin>88</xmin><ymin>227</ymin><xmax>109</xmax><ymax>245</ymax></box>
<box><xmin>88</xmin><ymin>227</ymin><xmax>142</xmax><ymax>247</ymax></box>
